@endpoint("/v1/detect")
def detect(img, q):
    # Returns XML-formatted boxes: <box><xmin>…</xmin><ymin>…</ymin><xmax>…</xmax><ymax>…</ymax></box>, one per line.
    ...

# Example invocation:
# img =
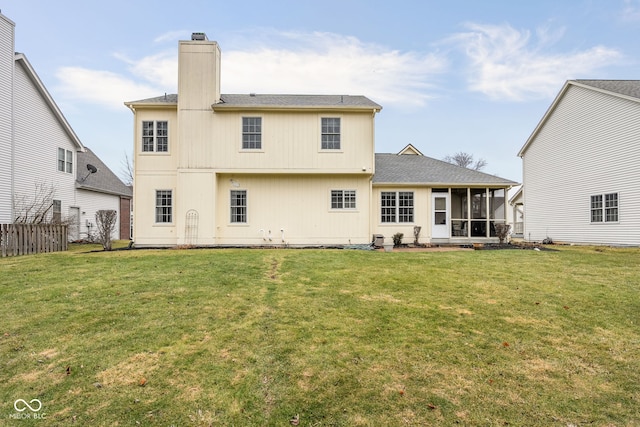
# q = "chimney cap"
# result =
<box><xmin>191</xmin><ymin>32</ymin><xmax>208</xmax><ymax>41</ymax></box>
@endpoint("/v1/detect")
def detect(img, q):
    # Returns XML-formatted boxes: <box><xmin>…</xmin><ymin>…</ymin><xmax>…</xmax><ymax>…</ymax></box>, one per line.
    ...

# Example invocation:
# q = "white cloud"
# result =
<box><xmin>451</xmin><ymin>23</ymin><xmax>622</xmax><ymax>101</ymax></box>
<box><xmin>55</xmin><ymin>30</ymin><xmax>447</xmax><ymax>109</ymax></box>
<box><xmin>621</xmin><ymin>0</ymin><xmax>640</xmax><ymax>21</ymax></box>
<box><xmin>221</xmin><ymin>31</ymin><xmax>447</xmax><ymax>106</ymax></box>
<box><xmin>114</xmin><ymin>50</ymin><xmax>178</xmax><ymax>89</ymax></box>
<box><xmin>55</xmin><ymin>67</ymin><xmax>161</xmax><ymax>110</ymax></box>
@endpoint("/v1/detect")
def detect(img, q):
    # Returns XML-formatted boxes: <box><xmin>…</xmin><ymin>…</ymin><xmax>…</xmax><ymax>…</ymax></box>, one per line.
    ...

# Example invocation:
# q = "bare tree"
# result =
<box><xmin>13</xmin><ymin>182</ymin><xmax>57</xmax><ymax>224</ymax></box>
<box><xmin>120</xmin><ymin>151</ymin><xmax>134</xmax><ymax>186</ymax></box>
<box><xmin>95</xmin><ymin>210</ymin><xmax>118</xmax><ymax>251</ymax></box>
<box><xmin>443</xmin><ymin>152</ymin><xmax>487</xmax><ymax>171</ymax></box>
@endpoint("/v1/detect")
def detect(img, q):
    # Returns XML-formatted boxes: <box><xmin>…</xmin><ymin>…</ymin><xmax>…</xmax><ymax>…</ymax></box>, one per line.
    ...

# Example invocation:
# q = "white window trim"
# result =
<box><xmin>240</xmin><ymin>116</ymin><xmax>264</xmax><ymax>152</ymax></box>
<box><xmin>380</xmin><ymin>191</ymin><xmax>415</xmax><ymax>224</ymax></box>
<box><xmin>590</xmin><ymin>192</ymin><xmax>619</xmax><ymax>224</ymax></box>
<box><xmin>141</xmin><ymin>120</ymin><xmax>169</xmax><ymax>154</ymax></box>
<box><xmin>154</xmin><ymin>189</ymin><xmax>173</xmax><ymax>224</ymax></box>
<box><xmin>329</xmin><ymin>189</ymin><xmax>358</xmax><ymax>212</ymax></box>
<box><xmin>57</xmin><ymin>148</ymin><xmax>73</xmax><ymax>174</ymax></box>
<box><xmin>229</xmin><ymin>189</ymin><xmax>249</xmax><ymax>225</ymax></box>
<box><xmin>319</xmin><ymin>116</ymin><xmax>343</xmax><ymax>152</ymax></box>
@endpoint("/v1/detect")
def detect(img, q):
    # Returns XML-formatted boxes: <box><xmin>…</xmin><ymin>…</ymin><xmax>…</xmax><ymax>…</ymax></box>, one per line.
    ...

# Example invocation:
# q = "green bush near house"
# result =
<box><xmin>1</xmin><ymin>245</ymin><xmax>639</xmax><ymax>425</ymax></box>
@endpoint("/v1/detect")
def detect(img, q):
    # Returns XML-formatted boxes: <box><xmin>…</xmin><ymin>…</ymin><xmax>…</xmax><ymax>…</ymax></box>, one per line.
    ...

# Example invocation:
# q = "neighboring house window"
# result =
<box><xmin>242</xmin><ymin>117</ymin><xmax>262</xmax><ymax>149</ymax></box>
<box><xmin>230</xmin><ymin>190</ymin><xmax>247</xmax><ymax>223</ymax></box>
<box><xmin>142</xmin><ymin>121</ymin><xmax>169</xmax><ymax>152</ymax></box>
<box><xmin>155</xmin><ymin>190</ymin><xmax>172</xmax><ymax>223</ymax></box>
<box><xmin>321</xmin><ymin>117</ymin><xmax>341</xmax><ymax>150</ymax></box>
<box><xmin>52</xmin><ymin>199</ymin><xmax>61</xmax><ymax>223</ymax></box>
<box><xmin>57</xmin><ymin>148</ymin><xmax>73</xmax><ymax>173</ymax></box>
<box><xmin>381</xmin><ymin>191</ymin><xmax>414</xmax><ymax>223</ymax></box>
<box><xmin>591</xmin><ymin>193</ymin><xmax>618</xmax><ymax>223</ymax></box>
<box><xmin>331</xmin><ymin>190</ymin><xmax>356</xmax><ymax>209</ymax></box>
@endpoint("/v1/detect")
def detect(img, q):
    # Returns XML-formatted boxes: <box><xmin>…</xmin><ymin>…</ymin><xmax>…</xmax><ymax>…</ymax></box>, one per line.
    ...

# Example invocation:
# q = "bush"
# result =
<box><xmin>392</xmin><ymin>232</ymin><xmax>404</xmax><ymax>247</ymax></box>
<box><xmin>95</xmin><ymin>210</ymin><xmax>117</xmax><ymax>251</ymax></box>
<box><xmin>494</xmin><ymin>223</ymin><xmax>511</xmax><ymax>244</ymax></box>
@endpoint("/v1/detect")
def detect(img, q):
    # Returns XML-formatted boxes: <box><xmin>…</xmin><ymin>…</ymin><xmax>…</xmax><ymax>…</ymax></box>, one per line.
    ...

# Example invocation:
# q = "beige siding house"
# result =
<box><xmin>127</xmin><ymin>34</ymin><xmax>516</xmax><ymax>248</ymax></box>
<box><xmin>518</xmin><ymin>80</ymin><xmax>640</xmax><ymax>245</ymax></box>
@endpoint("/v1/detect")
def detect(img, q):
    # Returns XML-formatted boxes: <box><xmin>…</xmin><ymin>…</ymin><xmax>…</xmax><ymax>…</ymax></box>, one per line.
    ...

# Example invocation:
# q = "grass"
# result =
<box><xmin>1</xmin><ymin>244</ymin><xmax>639</xmax><ymax>426</ymax></box>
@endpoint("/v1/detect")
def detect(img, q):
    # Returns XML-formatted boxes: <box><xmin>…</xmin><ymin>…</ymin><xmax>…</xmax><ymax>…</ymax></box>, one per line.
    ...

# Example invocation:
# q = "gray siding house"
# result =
<box><xmin>518</xmin><ymin>80</ymin><xmax>640</xmax><ymax>245</ymax></box>
<box><xmin>0</xmin><ymin>12</ymin><xmax>131</xmax><ymax>240</ymax></box>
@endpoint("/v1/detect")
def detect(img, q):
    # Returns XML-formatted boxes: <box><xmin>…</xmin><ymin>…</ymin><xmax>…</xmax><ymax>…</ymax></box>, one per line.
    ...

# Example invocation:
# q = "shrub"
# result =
<box><xmin>392</xmin><ymin>232</ymin><xmax>404</xmax><ymax>247</ymax></box>
<box><xmin>494</xmin><ymin>223</ymin><xmax>511</xmax><ymax>244</ymax></box>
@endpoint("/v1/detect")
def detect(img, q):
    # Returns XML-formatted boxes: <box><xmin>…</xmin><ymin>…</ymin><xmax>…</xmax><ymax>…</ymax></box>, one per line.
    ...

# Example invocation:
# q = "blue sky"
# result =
<box><xmin>4</xmin><ymin>0</ymin><xmax>640</xmax><ymax>182</ymax></box>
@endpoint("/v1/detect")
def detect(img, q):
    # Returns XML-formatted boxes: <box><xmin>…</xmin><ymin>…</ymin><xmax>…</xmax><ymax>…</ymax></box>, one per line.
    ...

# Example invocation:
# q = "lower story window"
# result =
<box><xmin>52</xmin><ymin>200</ymin><xmax>62</xmax><ymax>223</ymax></box>
<box><xmin>155</xmin><ymin>190</ymin><xmax>172</xmax><ymax>223</ymax></box>
<box><xmin>591</xmin><ymin>193</ymin><xmax>618</xmax><ymax>223</ymax></box>
<box><xmin>381</xmin><ymin>191</ymin><xmax>414</xmax><ymax>223</ymax></box>
<box><xmin>331</xmin><ymin>190</ymin><xmax>356</xmax><ymax>209</ymax></box>
<box><xmin>231</xmin><ymin>190</ymin><xmax>247</xmax><ymax>223</ymax></box>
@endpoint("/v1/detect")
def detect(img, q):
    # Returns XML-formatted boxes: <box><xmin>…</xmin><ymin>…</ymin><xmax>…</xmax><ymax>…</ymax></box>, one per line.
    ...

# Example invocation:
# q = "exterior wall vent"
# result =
<box><xmin>191</xmin><ymin>32</ymin><xmax>208</xmax><ymax>41</ymax></box>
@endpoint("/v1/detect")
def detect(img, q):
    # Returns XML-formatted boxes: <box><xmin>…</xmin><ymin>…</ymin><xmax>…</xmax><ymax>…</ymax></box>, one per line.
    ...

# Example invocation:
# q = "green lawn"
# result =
<box><xmin>1</xmin><ymin>244</ymin><xmax>639</xmax><ymax>426</ymax></box>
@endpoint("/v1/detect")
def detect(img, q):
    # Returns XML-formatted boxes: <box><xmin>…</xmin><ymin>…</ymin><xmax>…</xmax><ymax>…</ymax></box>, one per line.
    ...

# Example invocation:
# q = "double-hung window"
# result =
<box><xmin>230</xmin><ymin>190</ymin><xmax>247</xmax><ymax>223</ymax></box>
<box><xmin>155</xmin><ymin>190</ymin><xmax>172</xmax><ymax>223</ymax></box>
<box><xmin>381</xmin><ymin>191</ymin><xmax>414</xmax><ymax>223</ymax></box>
<box><xmin>142</xmin><ymin>121</ymin><xmax>168</xmax><ymax>152</ymax></box>
<box><xmin>591</xmin><ymin>193</ymin><xmax>618</xmax><ymax>223</ymax></box>
<box><xmin>57</xmin><ymin>148</ymin><xmax>73</xmax><ymax>173</ymax></box>
<box><xmin>242</xmin><ymin>117</ymin><xmax>262</xmax><ymax>149</ymax></box>
<box><xmin>331</xmin><ymin>190</ymin><xmax>356</xmax><ymax>209</ymax></box>
<box><xmin>52</xmin><ymin>200</ymin><xmax>62</xmax><ymax>223</ymax></box>
<box><xmin>321</xmin><ymin>117</ymin><xmax>341</xmax><ymax>150</ymax></box>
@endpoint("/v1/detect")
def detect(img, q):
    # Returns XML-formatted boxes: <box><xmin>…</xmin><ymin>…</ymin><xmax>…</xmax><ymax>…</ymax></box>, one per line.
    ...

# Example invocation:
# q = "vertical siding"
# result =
<box><xmin>214</xmin><ymin>174</ymin><xmax>372</xmax><ymax>246</ymax></box>
<box><xmin>0</xmin><ymin>15</ymin><xmax>14</xmax><ymax>223</ymax></box>
<box><xmin>523</xmin><ymin>85</ymin><xmax>640</xmax><ymax>245</ymax></box>
<box><xmin>372</xmin><ymin>187</ymin><xmax>430</xmax><ymax>245</ymax></box>
<box><xmin>12</xmin><ymin>60</ymin><xmax>77</xmax><ymax>217</ymax></box>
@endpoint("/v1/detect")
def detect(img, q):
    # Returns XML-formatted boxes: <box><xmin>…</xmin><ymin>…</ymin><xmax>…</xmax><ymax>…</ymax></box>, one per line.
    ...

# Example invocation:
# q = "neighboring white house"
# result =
<box><xmin>518</xmin><ymin>80</ymin><xmax>640</xmax><ymax>245</ymax></box>
<box><xmin>125</xmin><ymin>34</ymin><xmax>516</xmax><ymax>248</ymax></box>
<box><xmin>0</xmin><ymin>12</ymin><xmax>132</xmax><ymax>240</ymax></box>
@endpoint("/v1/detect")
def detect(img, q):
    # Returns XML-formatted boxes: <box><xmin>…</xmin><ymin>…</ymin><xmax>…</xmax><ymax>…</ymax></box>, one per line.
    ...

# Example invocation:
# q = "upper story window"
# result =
<box><xmin>142</xmin><ymin>121</ymin><xmax>168</xmax><ymax>152</ymax></box>
<box><xmin>155</xmin><ymin>190</ymin><xmax>172</xmax><ymax>223</ymax></box>
<box><xmin>591</xmin><ymin>193</ymin><xmax>618</xmax><ymax>223</ymax></box>
<box><xmin>242</xmin><ymin>117</ymin><xmax>262</xmax><ymax>150</ymax></box>
<box><xmin>331</xmin><ymin>190</ymin><xmax>356</xmax><ymax>209</ymax></box>
<box><xmin>381</xmin><ymin>191</ymin><xmax>414</xmax><ymax>223</ymax></box>
<box><xmin>57</xmin><ymin>148</ymin><xmax>73</xmax><ymax>173</ymax></box>
<box><xmin>321</xmin><ymin>117</ymin><xmax>341</xmax><ymax>150</ymax></box>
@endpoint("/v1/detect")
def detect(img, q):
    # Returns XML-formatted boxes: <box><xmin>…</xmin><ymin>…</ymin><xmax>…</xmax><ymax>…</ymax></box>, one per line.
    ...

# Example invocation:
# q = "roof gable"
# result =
<box><xmin>518</xmin><ymin>80</ymin><xmax>640</xmax><ymax>157</ymax></box>
<box><xmin>15</xmin><ymin>53</ymin><xmax>84</xmax><ymax>150</ymax></box>
<box><xmin>397</xmin><ymin>144</ymin><xmax>424</xmax><ymax>156</ymax></box>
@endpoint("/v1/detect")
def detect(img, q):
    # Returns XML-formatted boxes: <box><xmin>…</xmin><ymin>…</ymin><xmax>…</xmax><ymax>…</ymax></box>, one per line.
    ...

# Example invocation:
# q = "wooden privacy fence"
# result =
<box><xmin>0</xmin><ymin>224</ymin><xmax>68</xmax><ymax>257</ymax></box>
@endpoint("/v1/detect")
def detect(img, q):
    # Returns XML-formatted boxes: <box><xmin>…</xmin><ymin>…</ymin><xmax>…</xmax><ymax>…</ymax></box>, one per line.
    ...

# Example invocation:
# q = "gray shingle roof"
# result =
<box><xmin>76</xmin><ymin>148</ymin><xmax>132</xmax><ymax>197</ymax></box>
<box><xmin>216</xmin><ymin>94</ymin><xmax>381</xmax><ymax>110</ymax></box>
<box><xmin>126</xmin><ymin>93</ymin><xmax>382</xmax><ymax>110</ymax></box>
<box><xmin>373</xmin><ymin>153</ymin><xmax>518</xmax><ymax>186</ymax></box>
<box><xmin>574</xmin><ymin>80</ymin><xmax>640</xmax><ymax>100</ymax></box>
<box><xmin>125</xmin><ymin>93</ymin><xmax>178</xmax><ymax>104</ymax></box>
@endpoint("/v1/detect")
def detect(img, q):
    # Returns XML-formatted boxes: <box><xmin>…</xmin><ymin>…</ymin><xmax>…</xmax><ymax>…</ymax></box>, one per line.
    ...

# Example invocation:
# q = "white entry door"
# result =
<box><xmin>432</xmin><ymin>193</ymin><xmax>449</xmax><ymax>238</ymax></box>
